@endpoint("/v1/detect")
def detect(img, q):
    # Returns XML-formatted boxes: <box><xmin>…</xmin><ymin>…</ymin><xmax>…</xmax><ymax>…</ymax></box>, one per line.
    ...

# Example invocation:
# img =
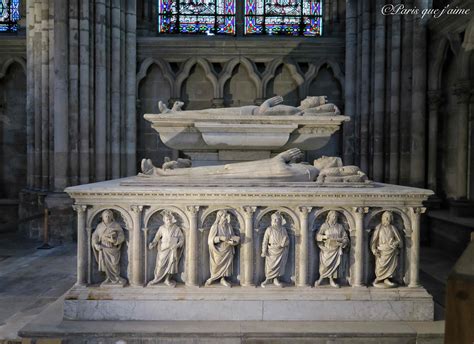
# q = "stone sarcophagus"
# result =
<box><xmin>65</xmin><ymin>180</ymin><xmax>434</xmax><ymax>321</ymax></box>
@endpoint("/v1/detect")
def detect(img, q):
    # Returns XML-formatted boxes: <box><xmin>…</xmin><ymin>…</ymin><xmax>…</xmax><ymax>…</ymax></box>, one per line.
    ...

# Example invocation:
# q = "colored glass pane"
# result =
<box><xmin>158</xmin><ymin>0</ymin><xmax>236</xmax><ymax>35</ymax></box>
<box><xmin>245</xmin><ymin>0</ymin><xmax>322</xmax><ymax>36</ymax></box>
<box><xmin>0</xmin><ymin>0</ymin><xmax>20</xmax><ymax>32</ymax></box>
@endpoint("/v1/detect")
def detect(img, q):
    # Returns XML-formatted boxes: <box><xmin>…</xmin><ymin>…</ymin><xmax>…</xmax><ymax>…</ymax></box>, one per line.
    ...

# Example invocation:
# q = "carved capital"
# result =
<box><xmin>130</xmin><ymin>205</ymin><xmax>144</xmax><ymax>214</ymax></box>
<box><xmin>242</xmin><ymin>206</ymin><xmax>257</xmax><ymax>216</ymax></box>
<box><xmin>72</xmin><ymin>204</ymin><xmax>88</xmax><ymax>214</ymax></box>
<box><xmin>409</xmin><ymin>207</ymin><xmax>426</xmax><ymax>216</ymax></box>
<box><xmin>453</xmin><ymin>82</ymin><xmax>471</xmax><ymax>104</ymax></box>
<box><xmin>297</xmin><ymin>206</ymin><xmax>312</xmax><ymax>216</ymax></box>
<box><xmin>352</xmin><ymin>207</ymin><xmax>369</xmax><ymax>216</ymax></box>
<box><xmin>185</xmin><ymin>205</ymin><xmax>200</xmax><ymax>215</ymax></box>
<box><xmin>427</xmin><ymin>90</ymin><xmax>443</xmax><ymax>110</ymax></box>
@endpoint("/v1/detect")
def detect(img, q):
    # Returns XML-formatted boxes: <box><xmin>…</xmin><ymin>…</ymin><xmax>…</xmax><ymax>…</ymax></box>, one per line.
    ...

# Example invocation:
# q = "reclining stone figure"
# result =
<box><xmin>140</xmin><ymin>148</ymin><xmax>368</xmax><ymax>183</ymax></box>
<box><xmin>158</xmin><ymin>95</ymin><xmax>340</xmax><ymax>116</ymax></box>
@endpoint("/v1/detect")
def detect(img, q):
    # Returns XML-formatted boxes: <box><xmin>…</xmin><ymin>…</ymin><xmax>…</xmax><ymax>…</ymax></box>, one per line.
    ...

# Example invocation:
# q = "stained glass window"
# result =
<box><xmin>245</xmin><ymin>0</ymin><xmax>322</xmax><ymax>36</ymax></box>
<box><xmin>158</xmin><ymin>0</ymin><xmax>236</xmax><ymax>35</ymax></box>
<box><xmin>0</xmin><ymin>0</ymin><xmax>20</xmax><ymax>32</ymax></box>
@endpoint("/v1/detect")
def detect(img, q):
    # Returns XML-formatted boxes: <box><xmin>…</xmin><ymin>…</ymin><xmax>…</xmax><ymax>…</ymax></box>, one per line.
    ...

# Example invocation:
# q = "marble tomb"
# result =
<box><xmin>63</xmin><ymin>96</ymin><xmax>434</xmax><ymax>322</ymax></box>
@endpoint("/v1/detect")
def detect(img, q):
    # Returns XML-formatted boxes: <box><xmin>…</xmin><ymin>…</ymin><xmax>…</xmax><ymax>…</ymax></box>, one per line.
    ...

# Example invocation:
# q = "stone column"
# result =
<box><xmin>373</xmin><ymin>0</ymin><xmax>386</xmax><ymax>182</ymax></box>
<box><xmin>408</xmin><ymin>207</ymin><xmax>425</xmax><ymax>288</ymax></box>
<box><xmin>453</xmin><ymin>82</ymin><xmax>471</xmax><ymax>199</ymax></box>
<box><xmin>297</xmin><ymin>207</ymin><xmax>311</xmax><ymax>287</ymax></box>
<box><xmin>352</xmin><ymin>207</ymin><xmax>368</xmax><ymax>287</ymax></box>
<box><xmin>410</xmin><ymin>10</ymin><xmax>428</xmax><ymax>188</ymax></box>
<box><xmin>73</xmin><ymin>205</ymin><xmax>88</xmax><ymax>286</ymax></box>
<box><xmin>130</xmin><ymin>205</ymin><xmax>143</xmax><ymax>286</ymax></box>
<box><xmin>343</xmin><ymin>0</ymin><xmax>357</xmax><ymax>165</ymax></box>
<box><xmin>389</xmin><ymin>13</ymin><xmax>401</xmax><ymax>185</ymax></box>
<box><xmin>359</xmin><ymin>0</ymin><xmax>371</xmax><ymax>173</ymax></box>
<box><xmin>186</xmin><ymin>206</ymin><xmax>200</xmax><ymax>287</ymax></box>
<box><xmin>470</xmin><ymin>88</ymin><xmax>474</xmax><ymax>200</ymax></box>
<box><xmin>241</xmin><ymin>206</ymin><xmax>256</xmax><ymax>286</ymax></box>
<box><xmin>53</xmin><ymin>0</ymin><xmax>69</xmax><ymax>191</ymax></box>
<box><xmin>427</xmin><ymin>90</ymin><xmax>443</xmax><ymax>191</ymax></box>
<box><xmin>86</xmin><ymin>225</ymin><xmax>92</xmax><ymax>284</ymax></box>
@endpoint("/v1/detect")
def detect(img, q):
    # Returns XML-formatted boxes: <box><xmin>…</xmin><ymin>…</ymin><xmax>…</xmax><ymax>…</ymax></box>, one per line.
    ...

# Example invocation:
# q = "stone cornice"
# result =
<box><xmin>137</xmin><ymin>36</ymin><xmax>345</xmax><ymax>61</ymax></box>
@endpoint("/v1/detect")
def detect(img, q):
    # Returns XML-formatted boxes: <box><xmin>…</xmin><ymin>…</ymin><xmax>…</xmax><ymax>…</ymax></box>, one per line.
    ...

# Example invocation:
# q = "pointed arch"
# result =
<box><xmin>0</xmin><ymin>57</ymin><xmax>26</xmax><ymax>80</ymax></box>
<box><xmin>219</xmin><ymin>57</ymin><xmax>262</xmax><ymax>99</ymax></box>
<box><xmin>175</xmin><ymin>57</ymin><xmax>219</xmax><ymax>99</ymax></box>
<box><xmin>305</xmin><ymin>59</ymin><xmax>345</xmax><ymax>97</ymax></box>
<box><xmin>136</xmin><ymin>57</ymin><xmax>176</xmax><ymax>96</ymax></box>
<box><xmin>428</xmin><ymin>38</ymin><xmax>450</xmax><ymax>91</ymax></box>
<box><xmin>261</xmin><ymin>58</ymin><xmax>304</xmax><ymax>99</ymax></box>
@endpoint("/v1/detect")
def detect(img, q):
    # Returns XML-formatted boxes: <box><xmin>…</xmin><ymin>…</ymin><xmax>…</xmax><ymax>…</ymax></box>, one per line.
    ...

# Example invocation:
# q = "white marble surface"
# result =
<box><xmin>63</xmin><ymin>286</ymin><xmax>434</xmax><ymax>321</ymax></box>
<box><xmin>64</xmin><ymin>299</ymin><xmax>433</xmax><ymax>321</ymax></box>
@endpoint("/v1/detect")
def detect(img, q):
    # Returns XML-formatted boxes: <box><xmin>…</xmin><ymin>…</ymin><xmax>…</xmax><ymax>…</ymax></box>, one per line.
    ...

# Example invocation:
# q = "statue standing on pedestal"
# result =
<box><xmin>92</xmin><ymin>210</ymin><xmax>127</xmax><ymax>286</ymax></box>
<box><xmin>205</xmin><ymin>210</ymin><xmax>240</xmax><ymax>287</ymax></box>
<box><xmin>147</xmin><ymin>210</ymin><xmax>185</xmax><ymax>288</ymax></box>
<box><xmin>261</xmin><ymin>212</ymin><xmax>290</xmax><ymax>288</ymax></box>
<box><xmin>314</xmin><ymin>211</ymin><xmax>349</xmax><ymax>288</ymax></box>
<box><xmin>371</xmin><ymin>211</ymin><xmax>403</xmax><ymax>288</ymax></box>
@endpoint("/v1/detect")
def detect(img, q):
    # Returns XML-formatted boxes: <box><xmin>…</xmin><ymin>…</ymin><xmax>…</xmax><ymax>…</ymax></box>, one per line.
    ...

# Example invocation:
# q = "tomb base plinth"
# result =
<box><xmin>64</xmin><ymin>285</ymin><xmax>433</xmax><ymax>321</ymax></box>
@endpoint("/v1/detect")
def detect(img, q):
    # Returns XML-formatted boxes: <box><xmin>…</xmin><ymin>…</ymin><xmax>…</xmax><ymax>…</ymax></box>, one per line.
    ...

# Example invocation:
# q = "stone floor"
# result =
<box><xmin>0</xmin><ymin>230</ymin><xmax>453</xmax><ymax>341</ymax></box>
<box><xmin>0</xmin><ymin>232</ymin><xmax>76</xmax><ymax>340</ymax></box>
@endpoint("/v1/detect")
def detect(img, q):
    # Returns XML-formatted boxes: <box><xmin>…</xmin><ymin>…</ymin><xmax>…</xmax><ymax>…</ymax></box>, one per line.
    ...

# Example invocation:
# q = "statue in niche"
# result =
<box><xmin>158</xmin><ymin>95</ymin><xmax>341</xmax><ymax>116</ymax></box>
<box><xmin>205</xmin><ymin>210</ymin><xmax>240</xmax><ymax>287</ymax></box>
<box><xmin>147</xmin><ymin>210</ymin><xmax>185</xmax><ymax>288</ymax></box>
<box><xmin>371</xmin><ymin>211</ymin><xmax>403</xmax><ymax>288</ymax></box>
<box><xmin>260</xmin><ymin>212</ymin><xmax>290</xmax><ymax>288</ymax></box>
<box><xmin>92</xmin><ymin>209</ymin><xmax>127</xmax><ymax>286</ymax></box>
<box><xmin>314</xmin><ymin>210</ymin><xmax>349</xmax><ymax>288</ymax></box>
<box><xmin>141</xmin><ymin>148</ymin><xmax>368</xmax><ymax>183</ymax></box>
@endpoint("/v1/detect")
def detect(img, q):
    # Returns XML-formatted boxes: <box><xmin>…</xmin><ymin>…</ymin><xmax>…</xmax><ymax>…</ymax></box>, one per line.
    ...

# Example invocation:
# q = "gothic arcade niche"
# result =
<box><xmin>136</xmin><ymin>57</ymin><xmax>344</xmax><ymax>165</ymax></box>
<box><xmin>0</xmin><ymin>59</ymin><xmax>26</xmax><ymax>201</ymax></box>
<box><xmin>89</xmin><ymin>208</ymin><xmax>131</xmax><ymax>286</ymax></box>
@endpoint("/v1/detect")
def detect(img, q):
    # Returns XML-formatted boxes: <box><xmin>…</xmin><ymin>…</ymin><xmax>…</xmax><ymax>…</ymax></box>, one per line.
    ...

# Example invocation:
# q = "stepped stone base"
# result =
<box><xmin>63</xmin><ymin>285</ymin><xmax>433</xmax><ymax>321</ymax></box>
<box><xmin>19</xmin><ymin>298</ymin><xmax>444</xmax><ymax>344</ymax></box>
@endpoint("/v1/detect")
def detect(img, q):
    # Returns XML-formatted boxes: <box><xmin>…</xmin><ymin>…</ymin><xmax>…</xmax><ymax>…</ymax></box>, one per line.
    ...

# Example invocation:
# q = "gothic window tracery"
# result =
<box><xmin>0</xmin><ymin>0</ymin><xmax>20</xmax><ymax>32</ymax></box>
<box><xmin>157</xmin><ymin>0</ymin><xmax>322</xmax><ymax>36</ymax></box>
<box><xmin>245</xmin><ymin>0</ymin><xmax>322</xmax><ymax>36</ymax></box>
<box><xmin>158</xmin><ymin>0</ymin><xmax>236</xmax><ymax>34</ymax></box>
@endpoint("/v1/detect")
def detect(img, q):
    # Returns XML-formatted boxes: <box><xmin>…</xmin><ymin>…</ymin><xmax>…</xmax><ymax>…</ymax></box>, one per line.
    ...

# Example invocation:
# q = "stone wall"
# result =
<box><xmin>0</xmin><ymin>38</ymin><xmax>26</xmax><ymax>233</ymax></box>
<box><xmin>136</xmin><ymin>38</ymin><xmax>346</xmax><ymax>166</ymax></box>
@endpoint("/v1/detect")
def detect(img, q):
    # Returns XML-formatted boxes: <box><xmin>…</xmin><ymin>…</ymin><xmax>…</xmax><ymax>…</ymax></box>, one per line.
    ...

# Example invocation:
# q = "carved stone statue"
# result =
<box><xmin>314</xmin><ymin>211</ymin><xmax>349</xmax><ymax>288</ymax></box>
<box><xmin>371</xmin><ymin>211</ymin><xmax>403</xmax><ymax>288</ymax></box>
<box><xmin>92</xmin><ymin>210</ymin><xmax>126</xmax><ymax>286</ymax></box>
<box><xmin>159</xmin><ymin>95</ymin><xmax>340</xmax><ymax>116</ymax></box>
<box><xmin>141</xmin><ymin>148</ymin><xmax>368</xmax><ymax>183</ymax></box>
<box><xmin>260</xmin><ymin>212</ymin><xmax>290</xmax><ymax>288</ymax></box>
<box><xmin>205</xmin><ymin>210</ymin><xmax>240</xmax><ymax>287</ymax></box>
<box><xmin>147</xmin><ymin>210</ymin><xmax>185</xmax><ymax>287</ymax></box>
